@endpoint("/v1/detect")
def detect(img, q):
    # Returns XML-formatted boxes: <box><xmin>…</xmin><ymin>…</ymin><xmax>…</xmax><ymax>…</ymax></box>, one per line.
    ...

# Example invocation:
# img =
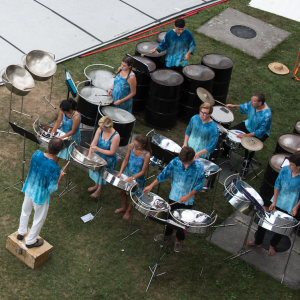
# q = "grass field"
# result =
<box><xmin>1</xmin><ymin>0</ymin><xmax>300</xmax><ymax>299</ymax></box>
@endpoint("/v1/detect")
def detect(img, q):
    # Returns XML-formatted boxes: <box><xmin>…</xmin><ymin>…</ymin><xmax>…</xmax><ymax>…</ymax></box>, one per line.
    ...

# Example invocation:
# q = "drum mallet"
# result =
<box><xmin>61</xmin><ymin>161</ymin><xmax>71</xmax><ymax>173</ymax></box>
<box><xmin>250</xmin><ymin>170</ymin><xmax>264</xmax><ymax>181</ymax></box>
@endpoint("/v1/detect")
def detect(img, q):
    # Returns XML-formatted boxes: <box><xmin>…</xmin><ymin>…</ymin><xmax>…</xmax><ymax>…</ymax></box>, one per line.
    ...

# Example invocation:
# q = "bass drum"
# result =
<box><xmin>98</xmin><ymin>106</ymin><xmax>135</xmax><ymax>147</ymax></box>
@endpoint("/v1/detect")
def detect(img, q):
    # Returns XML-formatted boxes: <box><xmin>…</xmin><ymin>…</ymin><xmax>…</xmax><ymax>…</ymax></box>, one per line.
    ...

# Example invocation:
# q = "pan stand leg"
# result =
<box><xmin>156</xmin><ymin>158</ymin><xmax>164</xmax><ymax>195</ymax></box>
<box><xmin>91</xmin><ymin>106</ymin><xmax>100</xmax><ymax>144</ymax></box>
<box><xmin>3</xmin><ymin>133</ymin><xmax>26</xmax><ymax>191</ymax></box>
<box><xmin>281</xmin><ymin>224</ymin><xmax>300</xmax><ymax>284</ymax></box>
<box><xmin>146</xmin><ymin>245</ymin><xmax>167</xmax><ymax>292</ymax></box>
<box><xmin>200</xmin><ymin>225</ymin><xmax>214</xmax><ymax>276</ymax></box>
<box><xmin>214</xmin><ymin>205</ymin><xmax>237</xmax><ymax>228</ymax></box>
<box><xmin>59</xmin><ymin>158</ymin><xmax>76</xmax><ymax>197</ymax></box>
<box><xmin>11</xmin><ymin>96</ymin><xmax>32</xmax><ymax>118</ymax></box>
<box><xmin>210</xmin><ymin>171</ymin><xmax>221</xmax><ymax>212</ymax></box>
<box><xmin>219</xmin><ymin>148</ymin><xmax>235</xmax><ymax>170</ymax></box>
<box><xmin>44</xmin><ymin>75</ymin><xmax>56</xmax><ymax>109</ymax></box>
<box><xmin>120</xmin><ymin>199</ymin><xmax>139</xmax><ymax>241</ymax></box>
<box><xmin>1</xmin><ymin>90</ymin><xmax>17</xmax><ymax>135</ymax></box>
<box><xmin>224</xmin><ymin>210</ymin><xmax>255</xmax><ymax>260</ymax></box>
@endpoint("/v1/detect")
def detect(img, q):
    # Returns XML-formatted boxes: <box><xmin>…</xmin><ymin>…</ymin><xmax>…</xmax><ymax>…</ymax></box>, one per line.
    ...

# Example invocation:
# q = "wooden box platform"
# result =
<box><xmin>6</xmin><ymin>229</ymin><xmax>53</xmax><ymax>269</ymax></box>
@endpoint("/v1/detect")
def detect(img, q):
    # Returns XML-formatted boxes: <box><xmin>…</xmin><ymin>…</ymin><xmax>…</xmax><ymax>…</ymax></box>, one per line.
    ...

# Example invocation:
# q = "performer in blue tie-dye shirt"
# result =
<box><xmin>150</xmin><ymin>19</ymin><xmax>196</xmax><ymax>72</ymax></box>
<box><xmin>144</xmin><ymin>147</ymin><xmax>205</xmax><ymax>253</ymax></box>
<box><xmin>107</xmin><ymin>56</ymin><xmax>137</xmax><ymax>113</ymax></box>
<box><xmin>225</xmin><ymin>93</ymin><xmax>272</xmax><ymax>178</ymax></box>
<box><xmin>184</xmin><ymin>102</ymin><xmax>219</xmax><ymax>160</ymax></box>
<box><xmin>115</xmin><ymin>135</ymin><xmax>151</xmax><ymax>220</ymax></box>
<box><xmin>17</xmin><ymin>138</ymin><xmax>66</xmax><ymax>248</ymax></box>
<box><xmin>247</xmin><ymin>153</ymin><xmax>300</xmax><ymax>256</ymax></box>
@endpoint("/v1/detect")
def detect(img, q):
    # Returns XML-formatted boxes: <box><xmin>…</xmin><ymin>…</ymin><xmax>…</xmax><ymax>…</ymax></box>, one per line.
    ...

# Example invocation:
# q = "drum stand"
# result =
<box><xmin>281</xmin><ymin>223</ymin><xmax>300</xmax><ymax>284</ymax></box>
<box><xmin>44</xmin><ymin>75</ymin><xmax>56</xmax><ymax>109</ymax></box>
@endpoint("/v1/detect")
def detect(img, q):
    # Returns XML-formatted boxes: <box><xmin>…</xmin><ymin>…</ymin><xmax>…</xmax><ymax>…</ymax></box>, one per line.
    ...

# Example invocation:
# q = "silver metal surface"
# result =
<box><xmin>70</xmin><ymin>145</ymin><xmax>107</xmax><ymax>172</ymax></box>
<box><xmin>254</xmin><ymin>210</ymin><xmax>299</xmax><ymax>236</ymax></box>
<box><xmin>151</xmin><ymin>69</ymin><xmax>184</xmax><ymax>86</ymax></box>
<box><xmin>197</xmin><ymin>158</ymin><xmax>221</xmax><ymax>192</ymax></box>
<box><xmin>171</xmin><ymin>209</ymin><xmax>217</xmax><ymax>234</ymax></box>
<box><xmin>183</xmin><ymin>65</ymin><xmax>215</xmax><ymax>81</ymax></box>
<box><xmin>99</xmin><ymin>106</ymin><xmax>136</xmax><ymax>124</ymax></box>
<box><xmin>156</xmin><ymin>31</ymin><xmax>167</xmax><ymax>43</ymax></box>
<box><xmin>202</xmin><ymin>53</ymin><xmax>234</xmax><ymax>69</ymax></box>
<box><xmin>102</xmin><ymin>169</ymin><xmax>138</xmax><ymax>192</ymax></box>
<box><xmin>77</xmin><ymin>81</ymin><xmax>113</xmax><ymax>106</ymax></box>
<box><xmin>2</xmin><ymin>65</ymin><xmax>35</xmax><ymax>96</ymax></box>
<box><xmin>223</xmin><ymin>175</ymin><xmax>264</xmax><ymax>213</ymax></box>
<box><xmin>225</xmin><ymin>129</ymin><xmax>245</xmax><ymax>150</ymax></box>
<box><xmin>151</xmin><ymin>134</ymin><xmax>181</xmax><ymax>154</ymax></box>
<box><xmin>269</xmin><ymin>153</ymin><xmax>292</xmax><ymax>173</ymax></box>
<box><xmin>84</xmin><ymin>64</ymin><xmax>115</xmax><ymax>90</ymax></box>
<box><xmin>277</xmin><ymin>133</ymin><xmax>300</xmax><ymax>154</ymax></box>
<box><xmin>211</xmin><ymin>106</ymin><xmax>234</xmax><ymax>125</ymax></box>
<box><xmin>25</xmin><ymin>50</ymin><xmax>57</xmax><ymax>81</ymax></box>
<box><xmin>136</xmin><ymin>41</ymin><xmax>166</xmax><ymax>57</ymax></box>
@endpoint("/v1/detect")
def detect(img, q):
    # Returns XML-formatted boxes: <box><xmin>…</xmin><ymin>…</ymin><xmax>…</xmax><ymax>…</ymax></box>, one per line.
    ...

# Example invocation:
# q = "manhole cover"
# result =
<box><xmin>230</xmin><ymin>25</ymin><xmax>257</xmax><ymax>39</ymax></box>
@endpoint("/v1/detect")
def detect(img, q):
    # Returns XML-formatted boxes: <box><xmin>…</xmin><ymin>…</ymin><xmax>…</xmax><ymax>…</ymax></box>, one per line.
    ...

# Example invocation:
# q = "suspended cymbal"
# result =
<box><xmin>241</xmin><ymin>137</ymin><xmax>263</xmax><ymax>151</ymax></box>
<box><xmin>196</xmin><ymin>88</ymin><xmax>215</xmax><ymax>106</ymax></box>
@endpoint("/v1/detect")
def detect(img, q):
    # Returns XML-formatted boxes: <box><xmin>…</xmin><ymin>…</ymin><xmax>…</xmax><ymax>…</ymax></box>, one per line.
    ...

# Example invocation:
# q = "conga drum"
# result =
<box><xmin>274</xmin><ymin>133</ymin><xmax>300</xmax><ymax>154</ymax></box>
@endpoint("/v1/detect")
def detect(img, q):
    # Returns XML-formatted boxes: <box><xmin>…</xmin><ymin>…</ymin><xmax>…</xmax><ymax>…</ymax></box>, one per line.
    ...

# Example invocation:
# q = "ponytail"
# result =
<box><xmin>60</xmin><ymin>98</ymin><xmax>77</xmax><ymax>112</ymax></box>
<box><xmin>135</xmin><ymin>134</ymin><xmax>152</xmax><ymax>155</ymax></box>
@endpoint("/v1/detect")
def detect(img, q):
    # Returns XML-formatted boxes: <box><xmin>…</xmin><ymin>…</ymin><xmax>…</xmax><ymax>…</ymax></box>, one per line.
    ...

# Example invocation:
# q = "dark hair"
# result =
<box><xmin>289</xmin><ymin>153</ymin><xmax>300</xmax><ymax>167</ymax></box>
<box><xmin>134</xmin><ymin>134</ymin><xmax>152</xmax><ymax>154</ymax></box>
<box><xmin>178</xmin><ymin>147</ymin><xmax>195</xmax><ymax>163</ymax></box>
<box><xmin>60</xmin><ymin>98</ymin><xmax>77</xmax><ymax>112</ymax></box>
<box><xmin>175</xmin><ymin>19</ymin><xmax>185</xmax><ymax>28</ymax></box>
<box><xmin>115</xmin><ymin>56</ymin><xmax>135</xmax><ymax>86</ymax></box>
<box><xmin>252</xmin><ymin>93</ymin><xmax>265</xmax><ymax>105</ymax></box>
<box><xmin>48</xmin><ymin>137</ymin><xmax>65</xmax><ymax>155</ymax></box>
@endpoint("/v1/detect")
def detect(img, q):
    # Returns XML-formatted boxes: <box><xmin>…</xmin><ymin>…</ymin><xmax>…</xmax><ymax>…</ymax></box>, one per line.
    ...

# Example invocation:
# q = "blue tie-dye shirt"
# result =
<box><xmin>239</xmin><ymin>102</ymin><xmax>272</xmax><ymax>139</ymax></box>
<box><xmin>22</xmin><ymin>150</ymin><xmax>61</xmax><ymax>205</ymax></box>
<box><xmin>157</xmin><ymin>157</ymin><xmax>204</xmax><ymax>205</ymax></box>
<box><xmin>185</xmin><ymin>115</ymin><xmax>219</xmax><ymax>159</ymax></box>
<box><xmin>157</xmin><ymin>29</ymin><xmax>196</xmax><ymax>67</ymax></box>
<box><xmin>271</xmin><ymin>166</ymin><xmax>300</xmax><ymax>214</ymax></box>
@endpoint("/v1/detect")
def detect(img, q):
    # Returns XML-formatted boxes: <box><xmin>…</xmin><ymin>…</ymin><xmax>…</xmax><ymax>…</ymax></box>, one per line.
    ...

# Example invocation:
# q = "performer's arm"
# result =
<box><xmin>226</xmin><ymin>104</ymin><xmax>240</xmax><ymax>110</ymax></box>
<box><xmin>117</xmin><ymin>143</ymin><xmax>132</xmax><ymax>177</ymax></box>
<box><xmin>269</xmin><ymin>188</ymin><xmax>279</xmax><ymax>212</ymax></box>
<box><xmin>291</xmin><ymin>199</ymin><xmax>300</xmax><ymax>217</ymax></box>
<box><xmin>58</xmin><ymin>171</ymin><xmax>66</xmax><ymax>185</ymax></box>
<box><xmin>179</xmin><ymin>190</ymin><xmax>198</xmax><ymax>203</ymax></box>
<box><xmin>114</xmin><ymin>75</ymin><xmax>137</xmax><ymax>106</ymax></box>
<box><xmin>126</xmin><ymin>153</ymin><xmax>150</xmax><ymax>183</ymax></box>
<box><xmin>143</xmin><ymin>179</ymin><xmax>159</xmax><ymax>194</ymax></box>
<box><xmin>51</xmin><ymin>110</ymin><xmax>64</xmax><ymax>133</ymax></box>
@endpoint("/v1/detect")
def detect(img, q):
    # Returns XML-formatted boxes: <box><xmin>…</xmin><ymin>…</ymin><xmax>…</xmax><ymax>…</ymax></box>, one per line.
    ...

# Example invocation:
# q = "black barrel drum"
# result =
<box><xmin>135</xmin><ymin>41</ymin><xmax>166</xmax><ymax>69</ymax></box>
<box><xmin>132</xmin><ymin>56</ymin><xmax>156</xmax><ymax>113</ymax></box>
<box><xmin>293</xmin><ymin>120</ymin><xmax>300</xmax><ymax>134</ymax></box>
<box><xmin>274</xmin><ymin>133</ymin><xmax>300</xmax><ymax>154</ymax></box>
<box><xmin>145</xmin><ymin>69</ymin><xmax>184</xmax><ymax>129</ymax></box>
<box><xmin>98</xmin><ymin>106</ymin><xmax>135</xmax><ymax>147</ymax></box>
<box><xmin>260</xmin><ymin>153</ymin><xmax>292</xmax><ymax>204</ymax></box>
<box><xmin>156</xmin><ymin>31</ymin><xmax>167</xmax><ymax>43</ymax></box>
<box><xmin>178</xmin><ymin>65</ymin><xmax>215</xmax><ymax>123</ymax></box>
<box><xmin>201</xmin><ymin>54</ymin><xmax>233</xmax><ymax>104</ymax></box>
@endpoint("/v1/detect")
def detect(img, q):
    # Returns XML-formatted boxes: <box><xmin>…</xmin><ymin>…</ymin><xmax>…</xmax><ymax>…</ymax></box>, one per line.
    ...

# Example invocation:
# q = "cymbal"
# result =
<box><xmin>196</xmin><ymin>88</ymin><xmax>215</xmax><ymax>106</ymax></box>
<box><xmin>241</xmin><ymin>137</ymin><xmax>263</xmax><ymax>151</ymax></box>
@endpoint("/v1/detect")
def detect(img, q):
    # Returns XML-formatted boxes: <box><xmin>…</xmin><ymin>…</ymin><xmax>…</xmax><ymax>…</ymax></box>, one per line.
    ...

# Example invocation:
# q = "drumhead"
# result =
<box><xmin>80</xmin><ymin>86</ymin><xmax>113</xmax><ymax>105</ymax></box>
<box><xmin>136</xmin><ymin>41</ymin><xmax>166</xmax><ymax>57</ymax></box>
<box><xmin>151</xmin><ymin>134</ymin><xmax>181</xmax><ymax>153</ymax></box>
<box><xmin>295</xmin><ymin>121</ymin><xmax>300</xmax><ymax>134</ymax></box>
<box><xmin>100</xmin><ymin>106</ymin><xmax>136</xmax><ymax>123</ymax></box>
<box><xmin>157</xmin><ymin>31</ymin><xmax>167</xmax><ymax>43</ymax></box>
<box><xmin>151</xmin><ymin>69</ymin><xmax>184</xmax><ymax>86</ymax></box>
<box><xmin>269</xmin><ymin>153</ymin><xmax>292</xmax><ymax>173</ymax></box>
<box><xmin>172</xmin><ymin>209</ymin><xmax>212</xmax><ymax>226</ymax></box>
<box><xmin>183</xmin><ymin>65</ymin><xmax>215</xmax><ymax>81</ymax></box>
<box><xmin>202</xmin><ymin>54</ymin><xmax>233</xmax><ymax>69</ymax></box>
<box><xmin>197</xmin><ymin>158</ymin><xmax>220</xmax><ymax>173</ymax></box>
<box><xmin>132</xmin><ymin>55</ymin><xmax>156</xmax><ymax>73</ymax></box>
<box><xmin>211</xmin><ymin>106</ymin><xmax>234</xmax><ymax>123</ymax></box>
<box><xmin>278</xmin><ymin>133</ymin><xmax>300</xmax><ymax>153</ymax></box>
<box><xmin>138</xmin><ymin>192</ymin><xmax>169</xmax><ymax>210</ymax></box>
<box><xmin>227</xmin><ymin>130</ymin><xmax>244</xmax><ymax>143</ymax></box>
<box><xmin>87</xmin><ymin>69</ymin><xmax>114</xmax><ymax>91</ymax></box>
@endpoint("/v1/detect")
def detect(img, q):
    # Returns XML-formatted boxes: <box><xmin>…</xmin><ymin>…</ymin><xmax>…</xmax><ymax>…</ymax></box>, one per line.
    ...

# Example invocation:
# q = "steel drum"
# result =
<box><xmin>255</xmin><ymin>210</ymin><xmax>299</xmax><ymax>236</ymax></box>
<box><xmin>151</xmin><ymin>134</ymin><xmax>181</xmax><ymax>153</ymax></box>
<box><xmin>98</xmin><ymin>106</ymin><xmax>135</xmax><ymax>147</ymax></box>
<box><xmin>24</xmin><ymin>50</ymin><xmax>57</xmax><ymax>81</ymax></box>
<box><xmin>171</xmin><ymin>209</ymin><xmax>218</xmax><ymax>234</ymax></box>
<box><xmin>77</xmin><ymin>81</ymin><xmax>113</xmax><ymax>126</ymax></box>
<box><xmin>211</xmin><ymin>106</ymin><xmax>234</xmax><ymax>129</ymax></box>
<box><xmin>197</xmin><ymin>158</ymin><xmax>221</xmax><ymax>192</ymax></box>
<box><xmin>102</xmin><ymin>169</ymin><xmax>138</xmax><ymax>193</ymax></box>
<box><xmin>225</xmin><ymin>130</ymin><xmax>244</xmax><ymax>150</ymax></box>
<box><xmin>132</xmin><ymin>191</ymin><xmax>170</xmax><ymax>216</ymax></box>
<box><xmin>275</xmin><ymin>133</ymin><xmax>300</xmax><ymax>154</ymax></box>
<box><xmin>156</xmin><ymin>31</ymin><xmax>167</xmax><ymax>43</ymax></box>
<box><xmin>1</xmin><ymin>65</ymin><xmax>35</xmax><ymax>96</ymax></box>
<box><xmin>293</xmin><ymin>120</ymin><xmax>300</xmax><ymax>134</ymax></box>
<box><xmin>70</xmin><ymin>145</ymin><xmax>107</xmax><ymax>172</ymax></box>
<box><xmin>224</xmin><ymin>175</ymin><xmax>264</xmax><ymax>213</ymax></box>
<box><xmin>84</xmin><ymin>64</ymin><xmax>115</xmax><ymax>91</ymax></box>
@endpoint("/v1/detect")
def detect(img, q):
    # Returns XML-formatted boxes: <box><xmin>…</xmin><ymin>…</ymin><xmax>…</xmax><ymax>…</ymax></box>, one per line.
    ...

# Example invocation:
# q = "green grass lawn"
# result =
<box><xmin>1</xmin><ymin>0</ymin><xmax>300</xmax><ymax>299</ymax></box>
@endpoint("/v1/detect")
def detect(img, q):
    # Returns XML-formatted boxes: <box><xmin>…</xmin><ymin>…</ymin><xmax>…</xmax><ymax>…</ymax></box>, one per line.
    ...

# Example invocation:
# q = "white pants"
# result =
<box><xmin>18</xmin><ymin>194</ymin><xmax>49</xmax><ymax>245</ymax></box>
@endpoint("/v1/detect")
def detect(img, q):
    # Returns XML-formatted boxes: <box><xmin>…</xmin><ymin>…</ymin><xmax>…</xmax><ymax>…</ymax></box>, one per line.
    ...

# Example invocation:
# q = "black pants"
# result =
<box><xmin>223</xmin><ymin>122</ymin><xmax>268</xmax><ymax>164</ymax></box>
<box><xmin>165</xmin><ymin>199</ymin><xmax>192</xmax><ymax>241</ymax></box>
<box><xmin>167</xmin><ymin>65</ymin><xmax>183</xmax><ymax>74</ymax></box>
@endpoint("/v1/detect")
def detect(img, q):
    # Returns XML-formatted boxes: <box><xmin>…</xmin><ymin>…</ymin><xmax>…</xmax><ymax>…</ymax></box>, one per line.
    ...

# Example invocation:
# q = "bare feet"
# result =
<box><xmin>115</xmin><ymin>208</ymin><xmax>127</xmax><ymax>214</ymax></box>
<box><xmin>123</xmin><ymin>212</ymin><xmax>131</xmax><ymax>220</ymax></box>
<box><xmin>90</xmin><ymin>191</ymin><xmax>102</xmax><ymax>198</ymax></box>
<box><xmin>246</xmin><ymin>240</ymin><xmax>262</xmax><ymax>247</ymax></box>
<box><xmin>88</xmin><ymin>185</ymin><xmax>98</xmax><ymax>192</ymax></box>
<box><xmin>268</xmin><ymin>245</ymin><xmax>276</xmax><ymax>256</ymax></box>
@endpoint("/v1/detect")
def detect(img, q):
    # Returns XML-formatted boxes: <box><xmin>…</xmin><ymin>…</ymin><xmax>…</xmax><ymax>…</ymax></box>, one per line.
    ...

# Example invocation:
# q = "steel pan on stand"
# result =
<box><xmin>84</xmin><ymin>64</ymin><xmax>115</xmax><ymax>90</ymax></box>
<box><xmin>274</xmin><ymin>133</ymin><xmax>300</xmax><ymax>154</ymax></box>
<box><xmin>178</xmin><ymin>65</ymin><xmax>215</xmax><ymax>123</ymax></box>
<box><xmin>98</xmin><ymin>106</ymin><xmax>135</xmax><ymax>147</ymax></box>
<box><xmin>22</xmin><ymin>50</ymin><xmax>57</xmax><ymax>109</ymax></box>
<box><xmin>145</xmin><ymin>69</ymin><xmax>184</xmax><ymax>129</ymax></box>
<box><xmin>197</xmin><ymin>158</ymin><xmax>221</xmax><ymax>192</ymax></box>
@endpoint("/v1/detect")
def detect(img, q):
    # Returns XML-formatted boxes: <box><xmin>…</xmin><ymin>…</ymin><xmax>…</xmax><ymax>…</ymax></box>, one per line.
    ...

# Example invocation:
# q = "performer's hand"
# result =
<box><xmin>60</xmin><ymin>171</ymin><xmax>66</xmax><ymax>178</ymax></box>
<box><xmin>107</xmin><ymin>89</ymin><xmax>112</xmax><ymax>96</ymax></box>
<box><xmin>194</xmin><ymin>152</ymin><xmax>200</xmax><ymax>159</ymax></box>
<box><xmin>114</xmin><ymin>100</ymin><xmax>122</xmax><ymax>106</ymax></box>
<box><xmin>149</xmin><ymin>48</ymin><xmax>157</xmax><ymax>54</ymax></box>
<box><xmin>269</xmin><ymin>203</ymin><xmax>276</xmax><ymax>212</ymax></box>
<box><xmin>262</xmin><ymin>206</ymin><xmax>270</xmax><ymax>212</ymax></box>
<box><xmin>236</xmin><ymin>134</ymin><xmax>246</xmax><ymax>139</ymax></box>
<box><xmin>116</xmin><ymin>173</ymin><xmax>122</xmax><ymax>178</ymax></box>
<box><xmin>182</xmin><ymin>144</ymin><xmax>187</xmax><ymax>148</ymax></box>
<box><xmin>143</xmin><ymin>185</ymin><xmax>152</xmax><ymax>194</ymax></box>
<box><xmin>179</xmin><ymin>195</ymin><xmax>189</xmax><ymax>203</ymax></box>
<box><xmin>89</xmin><ymin>146</ymin><xmax>98</xmax><ymax>154</ymax></box>
<box><xmin>226</xmin><ymin>104</ymin><xmax>234</xmax><ymax>110</ymax></box>
<box><xmin>125</xmin><ymin>176</ymin><xmax>134</xmax><ymax>183</ymax></box>
<box><xmin>184</xmin><ymin>53</ymin><xmax>190</xmax><ymax>61</ymax></box>
<box><xmin>297</xmin><ymin>148</ymin><xmax>300</xmax><ymax>153</ymax></box>
<box><xmin>291</xmin><ymin>207</ymin><xmax>298</xmax><ymax>217</ymax></box>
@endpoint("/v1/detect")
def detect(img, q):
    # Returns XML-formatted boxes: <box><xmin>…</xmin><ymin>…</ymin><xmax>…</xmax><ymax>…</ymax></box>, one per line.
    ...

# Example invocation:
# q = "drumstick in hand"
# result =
<box><xmin>214</xmin><ymin>99</ymin><xmax>226</xmax><ymax>106</ymax></box>
<box><xmin>61</xmin><ymin>161</ymin><xmax>71</xmax><ymax>173</ymax></box>
<box><xmin>85</xmin><ymin>142</ymin><xmax>91</xmax><ymax>147</ymax></box>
